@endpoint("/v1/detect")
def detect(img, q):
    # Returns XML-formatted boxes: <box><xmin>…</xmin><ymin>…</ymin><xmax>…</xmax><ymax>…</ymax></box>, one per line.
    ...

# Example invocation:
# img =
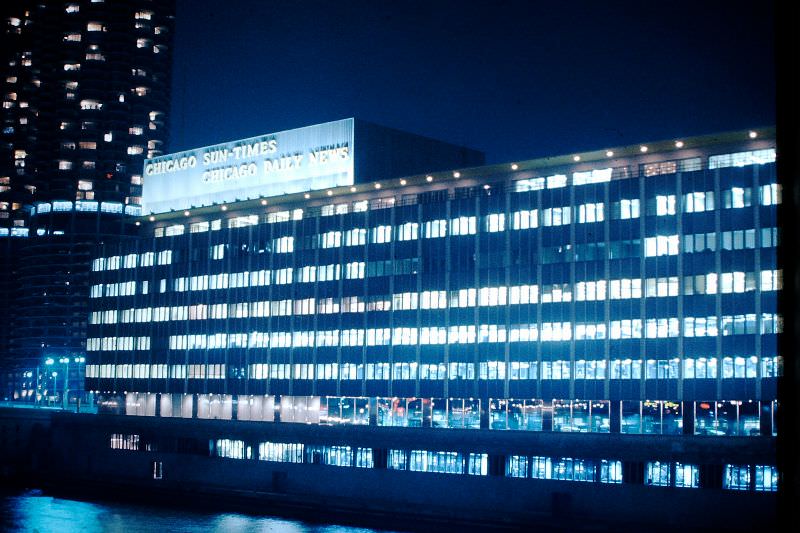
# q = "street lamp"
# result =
<box><xmin>59</xmin><ymin>357</ymin><xmax>70</xmax><ymax>410</ymax></box>
<box><xmin>44</xmin><ymin>358</ymin><xmax>54</xmax><ymax>406</ymax></box>
<box><xmin>74</xmin><ymin>356</ymin><xmax>85</xmax><ymax>412</ymax></box>
<box><xmin>51</xmin><ymin>371</ymin><xmax>58</xmax><ymax>406</ymax></box>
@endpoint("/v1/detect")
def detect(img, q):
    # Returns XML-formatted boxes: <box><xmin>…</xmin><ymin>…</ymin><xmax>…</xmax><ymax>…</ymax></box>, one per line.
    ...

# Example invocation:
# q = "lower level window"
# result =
<box><xmin>152</xmin><ymin>461</ymin><xmax>163</xmax><ymax>480</ymax></box>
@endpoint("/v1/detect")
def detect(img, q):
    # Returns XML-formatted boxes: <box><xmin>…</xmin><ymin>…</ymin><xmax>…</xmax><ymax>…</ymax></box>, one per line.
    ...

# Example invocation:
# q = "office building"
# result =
<box><xmin>80</xmin><ymin>124</ymin><xmax>778</xmax><ymax>515</ymax></box>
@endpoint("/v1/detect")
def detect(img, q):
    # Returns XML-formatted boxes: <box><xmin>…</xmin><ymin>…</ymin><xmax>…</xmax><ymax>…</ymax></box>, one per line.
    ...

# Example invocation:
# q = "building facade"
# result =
<box><xmin>0</xmin><ymin>0</ymin><xmax>175</xmax><ymax>392</ymax></box>
<box><xmin>84</xmin><ymin>127</ymin><xmax>779</xmax><ymax>500</ymax></box>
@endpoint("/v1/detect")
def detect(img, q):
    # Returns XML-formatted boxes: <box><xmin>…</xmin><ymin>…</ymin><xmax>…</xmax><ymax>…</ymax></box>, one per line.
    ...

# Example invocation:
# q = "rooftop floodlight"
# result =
<box><xmin>675</xmin><ymin>141</ymin><xmax>684</xmax><ymax>148</ymax></box>
<box><xmin>453</xmin><ymin>171</ymin><xmax>461</xmax><ymax>178</ymax></box>
<box><xmin>573</xmin><ymin>155</ymin><xmax>581</xmax><ymax>162</ymax></box>
<box><xmin>221</xmin><ymin>204</ymin><xmax>227</xmax><ymax>211</ymax></box>
<box><xmin>350</xmin><ymin>186</ymin><xmax>357</xmax><ymax>192</ymax></box>
<box><xmin>640</xmin><ymin>146</ymin><xmax>648</xmax><ymax>153</ymax></box>
<box><xmin>327</xmin><ymin>190</ymin><xmax>333</xmax><ymax>196</ymax></box>
<box><xmin>400</xmin><ymin>179</ymin><xmax>407</xmax><ymax>186</ymax></box>
<box><xmin>606</xmin><ymin>151</ymin><xmax>614</xmax><ymax>157</ymax></box>
<box><xmin>511</xmin><ymin>164</ymin><xmax>518</xmax><ymax>170</ymax></box>
<box><xmin>749</xmin><ymin>131</ymin><xmax>758</xmax><ymax>139</ymax></box>
<box><xmin>304</xmin><ymin>193</ymin><xmax>310</xmax><ymax>199</ymax></box>
<box><xmin>148</xmin><ymin>216</ymin><xmax>155</xmax><ymax>221</ymax></box>
<box><xmin>184</xmin><ymin>210</ymin><xmax>190</xmax><ymax>216</ymax></box>
<box><xmin>261</xmin><ymin>199</ymin><xmax>267</xmax><ymax>205</ymax></box>
<box><xmin>426</xmin><ymin>175</ymin><xmax>433</xmax><ymax>182</ymax></box>
<box><xmin>374</xmin><ymin>183</ymin><xmax>382</xmax><ymax>189</ymax></box>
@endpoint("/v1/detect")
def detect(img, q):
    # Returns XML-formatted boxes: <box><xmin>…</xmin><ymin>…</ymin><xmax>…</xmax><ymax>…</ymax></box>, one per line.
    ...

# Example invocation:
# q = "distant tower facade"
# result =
<box><xmin>0</xmin><ymin>0</ymin><xmax>175</xmax><ymax>384</ymax></box>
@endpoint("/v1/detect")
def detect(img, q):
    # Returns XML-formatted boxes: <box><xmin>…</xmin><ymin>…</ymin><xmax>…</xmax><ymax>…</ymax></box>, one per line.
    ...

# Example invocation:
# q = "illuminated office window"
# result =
<box><xmin>531</xmin><ymin>456</ymin><xmax>552</xmax><ymax>479</ymax></box>
<box><xmin>317</xmin><ymin>264</ymin><xmax>340</xmax><ymax>282</ymax></box>
<box><xmin>577</xmin><ymin>202</ymin><xmax>604</xmax><ymax>223</ymax></box>
<box><xmin>478</xmin><ymin>287</ymin><xmax>506</xmax><ymax>306</ymax></box>
<box><xmin>644</xmin><ymin>277</ymin><xmax>679</xmax><ymax>297</ymax></box>
<box><xmin>467</xmin><ymin>453</ymin><xmax>488</xmax><ymax>476</ymax></box>
<box><xmin>511</xmin><ymin>209</ymin><xmax>538</xmax><ymax>229</ymax></box>
<box><xmin>485</xmin><ymin>213</ymin><xmax>505</xmax><ymax>232</ymax></box>
<box><xmin>409</xmin><ymin>450</ymin><xmax>464</xmax><ymax>474</ymax></box>
<box><xmin>573</xmin><ymin>168</ymin><xmax>612</xmax><ymax>185</ymax></box>
<box><xmin>165</xmin><ymin>224</ymin><xmax>184</xmax><ymax>236</ymax></box>
<box><xmin>450</xmin><ymin>216</ymin><xmax>476</xmax><ymax>235</ymax></box>
<box><xmin>228</xmin><ymin>215</ymin><xmax>258</xmax><ymax>228</ymax></box>
<box><xmin>106</xmin><ymin>256</ymin><xmax>120</xmax><ymax>270</ymax></box>
<box><xmin>609</xmin><ymin>278</ymin><xmax>641</xmax><ymax>299</ymax></box>
<box><xmin>319</xmin><ymin>231</ymin><xmax>341</xmax><ymax>248</ymax></box>
<box><xmin>683</xmin><ymin>191</ymin><xmax>714</xmax><ymax>213</ymax></box>
<box><xmin>514</xmin><ymin>177</ymin><xmax>545</xmax><ymax>191</ymax></box>
<box><xmin>755</xmin><ymin>465</ymin><xmax>778</xmax><ymax>492</ymax></box>
<box><xmin>760</xmin><ymin>183</ymin><xmax>781</xmax><ymax>205</ymax></box>
<box><xmin>601</xmin><ymin>460</ymin><xmax>623</xmax><ymax>484</ymax></box>
<box><xmin>259</xmin><ymin>442</ymin><xmax>304</xmax><ymax>463</ymax></box>
<box><xmin>709</xmin><ymin>149</ymin><xmax>775</xmax><ymax>169</ymax></box>
<box><xmin>646</xmin><ymin>462</ymin><xmax>671</xmax><ymax>487</ymax></box>
<box><xmin>653</xmin><ymin>195</ymin><xmax>676</xmax><ymax>216</ymax></box>
<box><xmin>722</xmin><ymin>187</ymin><xmax>752</xmax><ymax>208</ymax></box>
<box><xmin>371</xmin><ymin>225</ymin><xmax>392</xmax><ymax>244</ymax></box>
<box><xmin>508</xmin><ymin>285</ymin><xmax>537</xmax><ymax>304</ymax></box>
<box><xmin>424</xmin><ymin>219</ymin><xmax>448</xmax><ymax>238</ymax></box>
<box><xmin>215</xmin><ymin>440</ymin><xmax>250</xmax><ymax>460</ymax></box>
<box><xmin>546</xmin><ymin>174</ymin><xmax>567</xmax><ymax>189</ymax></box>
<box><xmin>345</xmin><ymin>262</ymin><xmax>365</xmax><ymax>279</ymax></box>
<box><xmin>344</xmin><ymin>228</ymin><xmax>366</xmax><ymax>246</ymax></box>
<box><xmin>273</xmin><ymin>236</ymin><xmax>294</xmax><ymax>253</ymax></box>
<box><xmin>188</xmin><ymin>221</ymin><xmax>208</xmax><ymax>233</ymax></box>
<box><xmin>724</xmin><ymin>465</ymin><xmax>750</xmax><ymax>490</ymax></box>
<box><xmin>760</xmin><ymin>269</ymin><xmax>782</xmax><ymax>291</ymax></box>
<box><xmin>451</xmin><ymin>288</ymin><xmax>477</xmax><ymax>307</ymax></box>
<box><xmin>396</xmin><ymin>222</ymin><xmax>418</xmax><ymax>241</ymax></box>
<box><xmin>552</xmin><ymin>458</ymin><xmax>596</xmax><ymax>482</ymax></box>
<box><xmin>507</xmin><ymin>456</ymin><xmax>529</xmax><ymax>478</ymax></box>
<box><xmin>542</xmin><ymin>206</ymin><xmax>571</xmax><ymax>226</ymax></box>
<box><xmin>575</xmin><ymin>280</ymin><xmax>607</xmax><ymax>301</ymax></box>
<box><xmin>644</xmin><ymin>235</ymin><xmax>679</xmax><ymax>257</ymax></box>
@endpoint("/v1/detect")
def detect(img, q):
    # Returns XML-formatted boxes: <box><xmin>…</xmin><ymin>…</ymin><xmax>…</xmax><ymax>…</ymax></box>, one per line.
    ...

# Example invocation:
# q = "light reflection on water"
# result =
<box><xmin>0</xmin><ymin>490</ymin><xmax>387</xmax><ymax>533</ymax></box>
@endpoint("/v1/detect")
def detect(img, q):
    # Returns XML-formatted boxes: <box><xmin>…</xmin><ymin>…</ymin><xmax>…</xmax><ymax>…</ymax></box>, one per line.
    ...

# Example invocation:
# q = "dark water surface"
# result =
<box><xmin>0</xmin><ymin>489</ymin><xmax>393</xmax><ymax>533</ymax></box>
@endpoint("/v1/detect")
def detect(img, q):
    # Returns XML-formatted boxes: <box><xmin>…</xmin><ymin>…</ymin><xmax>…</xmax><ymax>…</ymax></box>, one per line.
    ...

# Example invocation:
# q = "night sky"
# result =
<box><xmin>169</xmin><ymin>0</ymin><xmax>775</xmax><ymax>164</ymax></box>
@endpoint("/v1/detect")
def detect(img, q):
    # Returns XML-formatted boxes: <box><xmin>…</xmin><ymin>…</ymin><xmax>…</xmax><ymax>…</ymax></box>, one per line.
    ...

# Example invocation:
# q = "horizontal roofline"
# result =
<box><xmin>140</xmin><ymin>127</ymin><xmax>774</xmax><ymax>224</ymax></box>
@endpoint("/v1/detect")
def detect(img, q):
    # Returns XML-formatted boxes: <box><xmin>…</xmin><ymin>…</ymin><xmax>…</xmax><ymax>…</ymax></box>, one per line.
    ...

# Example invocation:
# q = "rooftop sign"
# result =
<box><xmin>142</xmin><ymin>119</ymin><xmax>354</xmax><ymax>214</ymax></box>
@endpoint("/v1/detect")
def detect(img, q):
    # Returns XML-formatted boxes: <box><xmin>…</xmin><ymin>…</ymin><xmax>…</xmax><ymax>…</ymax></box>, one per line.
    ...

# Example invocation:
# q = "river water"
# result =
<box><xmin>0</xmin><ymin>489</ymin><xmax>391</xmax><ymax>533</ymax></box>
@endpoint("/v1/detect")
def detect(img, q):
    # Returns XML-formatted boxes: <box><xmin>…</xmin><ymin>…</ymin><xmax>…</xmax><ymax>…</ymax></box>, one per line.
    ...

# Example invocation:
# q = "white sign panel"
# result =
<box><xmin>142</xmin><ymin>119</ymin><xmax>354</xmax><ymax>214</ymax></box>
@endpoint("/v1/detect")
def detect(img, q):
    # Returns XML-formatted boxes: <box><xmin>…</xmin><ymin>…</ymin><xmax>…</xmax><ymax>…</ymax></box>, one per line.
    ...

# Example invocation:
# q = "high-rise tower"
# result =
<box><xmin>0</xmin><ymin>0</ymin><xmax>175</xmax><ymax>391</ymax></box>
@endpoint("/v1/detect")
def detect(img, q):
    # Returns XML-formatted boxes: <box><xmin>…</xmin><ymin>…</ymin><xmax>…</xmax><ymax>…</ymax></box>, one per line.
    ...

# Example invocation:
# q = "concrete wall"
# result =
<box><xmin>30</xmin><ymin>410</ymin><xmax>776</xmax><ymax>531</ymax></box>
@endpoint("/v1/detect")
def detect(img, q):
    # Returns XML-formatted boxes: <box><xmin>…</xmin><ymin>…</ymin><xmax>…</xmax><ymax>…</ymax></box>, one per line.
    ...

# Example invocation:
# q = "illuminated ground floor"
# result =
<box><xmin>107</xmin><ymin>392</ymin><xmax>778</xmax><ymax>438</ymax></box>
